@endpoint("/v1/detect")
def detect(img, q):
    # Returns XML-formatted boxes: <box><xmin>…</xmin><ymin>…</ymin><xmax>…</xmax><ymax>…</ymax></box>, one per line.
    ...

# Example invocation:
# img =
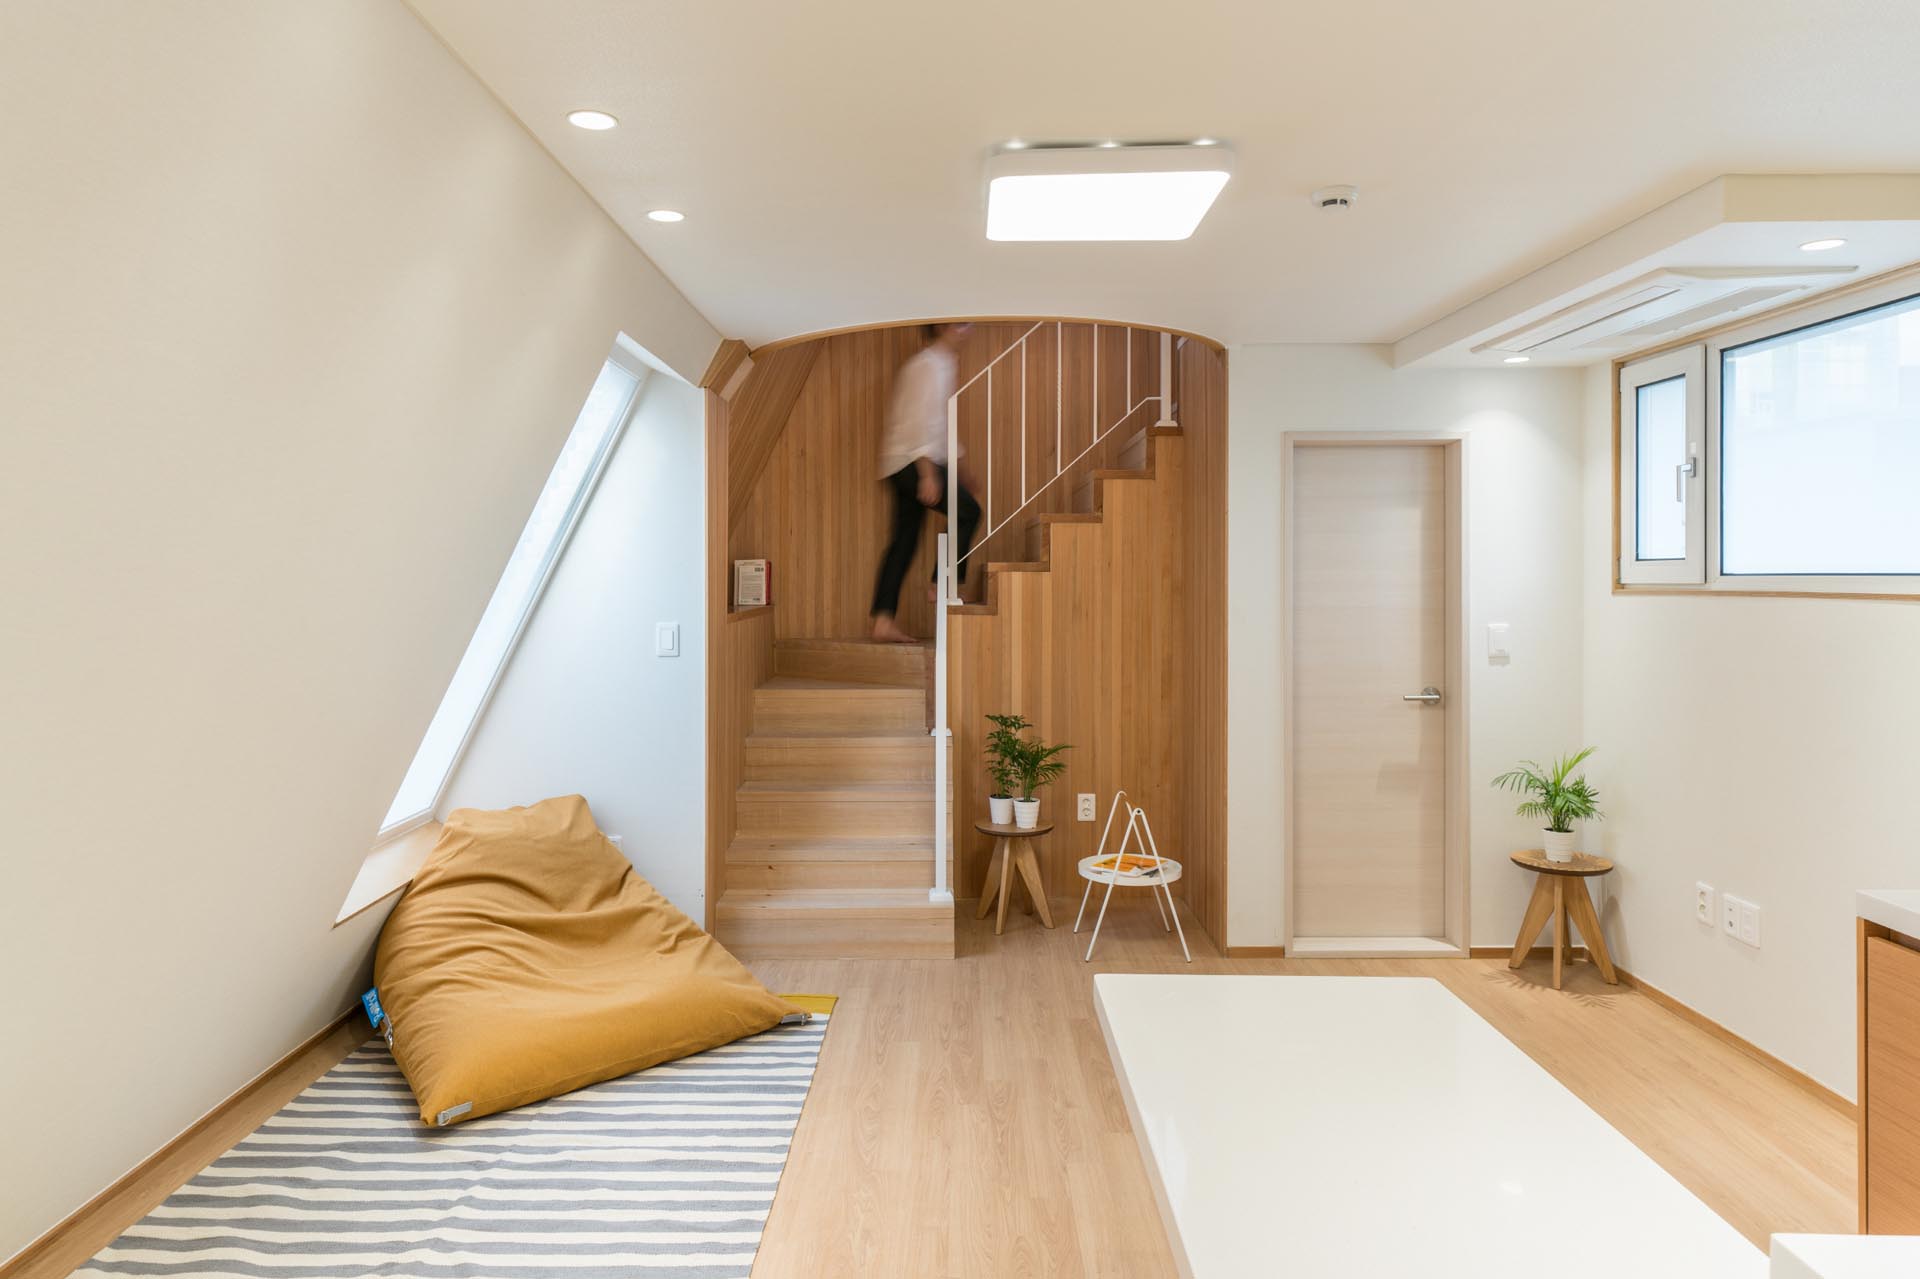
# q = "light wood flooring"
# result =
<box><xmin>21</xmin><ymin>900</ymin><xmax>1852</xmax><ymax>1279</ymax></box>
<box><xmin>744</xmin><ymin>897</ymin><xmax>1853</xmax><ymax>1278</ymax></box>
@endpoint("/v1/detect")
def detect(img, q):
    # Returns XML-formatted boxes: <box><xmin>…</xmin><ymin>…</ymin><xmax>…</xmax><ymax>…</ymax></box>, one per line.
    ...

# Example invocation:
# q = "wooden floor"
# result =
<box><xmin>21</xmin><ymin>899</ymin><xmax>1851</xmax><ymax>1279</ymax></box>
<box><xmin>744</xmin><ymin>897</ymin><xmax>1854</xmax><ymax>1279</ymax></box>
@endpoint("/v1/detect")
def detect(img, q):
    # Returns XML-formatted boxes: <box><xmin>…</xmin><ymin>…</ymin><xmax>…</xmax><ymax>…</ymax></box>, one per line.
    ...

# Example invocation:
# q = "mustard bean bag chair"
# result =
<box><xmin>373</xmin><ymin>794</ymin><xmax>798</xmax><ymax>1126</ymax></box>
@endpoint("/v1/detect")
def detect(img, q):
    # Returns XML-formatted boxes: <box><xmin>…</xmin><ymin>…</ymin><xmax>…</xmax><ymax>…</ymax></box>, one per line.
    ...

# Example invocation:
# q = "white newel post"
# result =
<box><xmin>931</xmin><ymin>531</ymin><xmax>954</xmax><ymax>904</ymax></box>
<box><xmin>1155</xmin><ymin>330</ymin><xmax>1177</xmax><ymax>428</ymax></box>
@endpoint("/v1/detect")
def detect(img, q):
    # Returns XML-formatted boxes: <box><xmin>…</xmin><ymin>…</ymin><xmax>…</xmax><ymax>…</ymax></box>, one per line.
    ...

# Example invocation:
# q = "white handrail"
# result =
<box><xmin>930</xmin><ymin>326</ymin><xmax>1177</xmax><ymax>905</ymax></box>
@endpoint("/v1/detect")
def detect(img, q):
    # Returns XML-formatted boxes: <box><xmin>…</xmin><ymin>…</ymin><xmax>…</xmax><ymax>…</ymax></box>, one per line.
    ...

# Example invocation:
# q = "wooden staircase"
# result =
<box><xmin>714</xmin><ymin>638</ymin><xmax>955</xmax><ymax>958</ymax></box>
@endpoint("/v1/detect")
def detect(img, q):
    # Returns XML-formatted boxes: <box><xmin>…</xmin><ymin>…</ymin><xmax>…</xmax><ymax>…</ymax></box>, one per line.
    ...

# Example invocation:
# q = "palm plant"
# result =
<box><xmin>1007</xmin><ymin>733</ymin><xmax>1070</xmax><ymax>800</ymax></box>
<box><xmin>1491</xmin><ymin>747</ymin><xmax>1603</xmax><ymax>833</ymax></box>
<box><xmin>983</xmin><ymin>713</ymin><xmax>1028</xmax><ymax>799</ymax></box>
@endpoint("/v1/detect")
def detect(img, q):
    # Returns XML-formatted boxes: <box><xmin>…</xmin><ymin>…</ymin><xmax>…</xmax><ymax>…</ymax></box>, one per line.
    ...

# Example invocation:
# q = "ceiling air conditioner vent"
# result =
<box><xmin>1472</xmin><ymin>266</ymin><xmax>1856</xmax><ymax>358</ymax></box>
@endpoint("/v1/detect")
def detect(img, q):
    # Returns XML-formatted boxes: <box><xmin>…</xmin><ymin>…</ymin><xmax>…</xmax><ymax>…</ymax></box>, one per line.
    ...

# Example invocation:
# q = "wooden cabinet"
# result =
<box><xmin>1860</xmin><ymin>920</ymin><xmax>1920</xmax><ymax>1232</ymax></box>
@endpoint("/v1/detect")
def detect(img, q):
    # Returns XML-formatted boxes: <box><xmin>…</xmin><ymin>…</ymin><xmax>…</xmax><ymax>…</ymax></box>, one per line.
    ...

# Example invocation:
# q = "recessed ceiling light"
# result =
<box><xmin>566</xmin><ymin>109</ymin><xmax>618</xmax><ymax>131</ymax></box>
<box><xmin>1098</xmin><ymin>140</ymin><xmax>1121</xmax><ymax>149</ymax></box>
<box><xmin>1800</xmin><ymin>237</ymin><xmax>1847</xmax><ymax>252</ymax></box>
<box><xmin>646</xmin><ymin>209</ymin><xmax>685</xmax><ymax>223</ymax></box>
<box><xmin>1504</xmin><ymin>355</ymin><xmax>1531</xmax><ymax>364</ymax></box>
<box><xmin>985</xmin><ymin>144</ymin><xmax>1233</xmax><ymax>242</ymax></box>
<box><xmin>1193</xmin><ymin>137</ymin><xmax>1218</xmax><ymax>147</ymax></box>
<box><xmin>1003</xmin><ymin>139</ymin><xmax>1028</xmax><ymax>151</ymax></box>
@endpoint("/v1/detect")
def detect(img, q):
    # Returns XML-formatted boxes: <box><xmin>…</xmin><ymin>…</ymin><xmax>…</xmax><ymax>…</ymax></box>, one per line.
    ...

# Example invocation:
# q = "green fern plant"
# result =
<box><xmin>1491</xmin><ymin>748</ymin><xmax>1603</xmax><ymax>833</ymax></box>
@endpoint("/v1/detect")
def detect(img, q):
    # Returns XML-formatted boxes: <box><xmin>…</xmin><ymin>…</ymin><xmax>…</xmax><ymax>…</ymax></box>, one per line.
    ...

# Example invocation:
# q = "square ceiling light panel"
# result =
<box><xmin>985</xmin><ymin>144</ymin><xmax>1233</xmax><ymax>242</ymax></box>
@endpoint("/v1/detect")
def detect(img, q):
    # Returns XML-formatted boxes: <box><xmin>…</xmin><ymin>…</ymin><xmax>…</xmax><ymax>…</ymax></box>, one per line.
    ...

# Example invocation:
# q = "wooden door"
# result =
<box><xmin>1292</xmin><ymin>444</ymin><xmax>1449</xmax><ymax>939</ymax></box>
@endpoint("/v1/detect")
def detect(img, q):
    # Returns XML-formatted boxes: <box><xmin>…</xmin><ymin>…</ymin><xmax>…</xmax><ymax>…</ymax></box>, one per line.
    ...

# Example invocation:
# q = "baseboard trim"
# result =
<box><xmin>1469</xmin><ymin>944</ymin><xmax>1590</xmax><ymax>960</ymax></box>
<box><xmin>1221</xmin><ymin>946</ymin><xmax>1287</xmax><ymax>958</ymax></box>
<box><xmin>0</xmin><ymin>1007</ymin><xmax>369</xmax><ymax>1278</ymax></box>
<box><xmin>1612</xmin><ymin>966</ymin><xmax>1855</xmax><ymax>1120</ymax></box>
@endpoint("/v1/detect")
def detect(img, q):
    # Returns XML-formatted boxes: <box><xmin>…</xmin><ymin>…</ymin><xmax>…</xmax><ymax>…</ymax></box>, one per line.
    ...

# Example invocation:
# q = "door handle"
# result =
<box><xmin>1403</xmin><ymin>686</ymin><xmax>1442</xmax><ymax>705</ymax></box>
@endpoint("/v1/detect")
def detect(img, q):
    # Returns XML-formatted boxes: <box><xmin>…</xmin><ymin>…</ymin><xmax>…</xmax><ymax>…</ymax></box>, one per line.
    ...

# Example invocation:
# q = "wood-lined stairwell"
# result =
<box><xmin>713</xmin><ymin>639</ymin><xmax>954</xmax><ymax>958</ymax></box>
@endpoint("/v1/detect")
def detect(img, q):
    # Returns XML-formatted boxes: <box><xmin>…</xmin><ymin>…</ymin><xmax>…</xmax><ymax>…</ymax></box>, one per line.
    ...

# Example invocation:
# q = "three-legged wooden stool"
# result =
<box><xmin>1509</xmin><ymin>849</ymin><xmax>1617</xmax><ymax>990</ymax></box>
<box><xmin>975</xmin><ymin>820</ymin><xmax>1054</xmax><ymax>936</ymax></box>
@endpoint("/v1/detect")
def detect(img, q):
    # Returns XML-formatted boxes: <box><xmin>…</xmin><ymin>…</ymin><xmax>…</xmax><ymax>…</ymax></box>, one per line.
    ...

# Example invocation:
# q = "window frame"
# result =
<box><xmin>374</xmin><ymin>342</ymin><xmax>652</xmax><ymax>841</ymax></box>
<box><xmin>1614</xmin><ymin>268</ymin><xmax>1920</xmax><ymax>600</ymax></box>
<box><xmin>1617</xmin><ymin>346</ymin><xmax>1706</xmax><ymax>585</ymax></box>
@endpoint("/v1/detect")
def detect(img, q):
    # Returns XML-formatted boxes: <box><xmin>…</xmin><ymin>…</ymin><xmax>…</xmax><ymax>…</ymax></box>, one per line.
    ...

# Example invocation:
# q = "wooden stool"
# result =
<box><xmin>1509</xmin><ymin>850</ymin><xmax>1617</xmax><ymax>990</ymax></box>
<box><xmin>974</xmin><ymin>820</ymin><xmax>1055</xmax><ymax>936</ymax></box>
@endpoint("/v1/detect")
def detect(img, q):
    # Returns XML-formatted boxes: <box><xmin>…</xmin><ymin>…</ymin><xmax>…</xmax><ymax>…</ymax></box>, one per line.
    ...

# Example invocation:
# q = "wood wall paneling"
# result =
<box><xmin>725</xmin><ymin>342</ymin><xmax>822</xmax><ymax>529</ymax></box>
<box><xmin>947</xmin><ymin>438</ymin><xmax>1188</xmax><ymax>902</ymax></box>
<box><xmin>1178</xmin><ymin>340</ymin><xmax>1228</xmax><ymax>944</ymax></box>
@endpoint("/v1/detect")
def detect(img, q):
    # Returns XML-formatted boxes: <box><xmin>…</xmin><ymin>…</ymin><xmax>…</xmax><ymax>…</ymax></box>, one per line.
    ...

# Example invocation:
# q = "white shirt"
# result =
<box><xmin>878</xmin><ymin>345</ymin><xmax>961</xmax><ymax>478</ymax></box>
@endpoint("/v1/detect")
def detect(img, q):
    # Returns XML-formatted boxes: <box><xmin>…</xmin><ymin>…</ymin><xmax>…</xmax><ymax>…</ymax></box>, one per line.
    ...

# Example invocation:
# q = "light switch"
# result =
<box><xmin>1486</xmin><ymin>622</ymin><xmax>1511</xmax><ymax>662</ymax></box>
<box><xmin>655</xmin><ymin>622</ymin><xmax>680</xmax><ymax>657</ymax></box>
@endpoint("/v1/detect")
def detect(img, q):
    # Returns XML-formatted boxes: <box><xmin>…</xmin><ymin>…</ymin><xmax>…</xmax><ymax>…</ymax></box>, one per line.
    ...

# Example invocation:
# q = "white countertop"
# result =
<box><xmin>1856</xmin><ymin>889</ymin><xmax>1920</xmax><ymax>937</ymax></box>
<box><xmin>1771</xmin><ymin>1234</ymin><xmax>1920</xmax><ymax>1278</ymax></box>
<box><xmin>1094</xmin><ymin>973</ymin><xmax>1764</xmax><ymax>1278</ymax></box>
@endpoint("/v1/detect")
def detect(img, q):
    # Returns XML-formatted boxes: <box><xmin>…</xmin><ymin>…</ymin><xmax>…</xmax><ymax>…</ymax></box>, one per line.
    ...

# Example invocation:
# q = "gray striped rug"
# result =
<box><xmin>77</xmin><ymin>1012</ymin><xmax>829</xmax><ymax>1279</ymax></box>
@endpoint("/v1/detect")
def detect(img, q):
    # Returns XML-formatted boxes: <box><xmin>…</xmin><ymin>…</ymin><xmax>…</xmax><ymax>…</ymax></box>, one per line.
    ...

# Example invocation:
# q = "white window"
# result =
<box><xmin>377</xmin><ymin>346</ymin><xmax>648</xmax><ymax>837</ymax></box>
<box><xmin>1617</xmin><ymin>346</ymin><xmax>1705</xmax><ymax>584</ymax></box>
<box><xmin>1618</xmin><ymin>274</ymin><xmax>1920</xmax><ymax>597</ymax></box>
<box><xmin>1713</xmin><ymin>289</ymin><xmax>1920</xmax><ymax>582</ymax></box>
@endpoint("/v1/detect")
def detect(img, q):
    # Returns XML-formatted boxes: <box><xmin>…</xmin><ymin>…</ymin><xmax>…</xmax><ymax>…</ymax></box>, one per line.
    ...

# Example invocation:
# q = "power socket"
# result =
<box><xmin>1695</xmin><ymin>882</ymin><xmax>1714</xmax><ymax>926</ymax></box>
<box><xmin>1076</xmin><ymin>793</ymin><xmax>1096</xmax><ymax>821</ymax></box>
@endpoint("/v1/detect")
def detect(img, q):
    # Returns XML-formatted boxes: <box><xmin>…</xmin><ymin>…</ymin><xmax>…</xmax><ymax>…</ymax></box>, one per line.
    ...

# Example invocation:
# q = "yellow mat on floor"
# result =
<box><xmin>780</xmin><ymin>993</ymin><xmax>839</xmax><ymax>1015</ymax></box>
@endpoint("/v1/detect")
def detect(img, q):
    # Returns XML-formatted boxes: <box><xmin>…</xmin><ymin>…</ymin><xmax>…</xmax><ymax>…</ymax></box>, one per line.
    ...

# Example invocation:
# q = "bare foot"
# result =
<box><xmin>871</xmin><ymin>616</ymin><xmax>919</xmax><ymax>644</ymax></box>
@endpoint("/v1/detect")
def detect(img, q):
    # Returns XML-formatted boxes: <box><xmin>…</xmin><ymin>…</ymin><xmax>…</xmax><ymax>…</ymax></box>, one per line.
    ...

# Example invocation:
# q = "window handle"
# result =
<box><xmin>1675</xmin><ymin>456</ymin><xmax>1697</xmax><ymax>503</ymax></box>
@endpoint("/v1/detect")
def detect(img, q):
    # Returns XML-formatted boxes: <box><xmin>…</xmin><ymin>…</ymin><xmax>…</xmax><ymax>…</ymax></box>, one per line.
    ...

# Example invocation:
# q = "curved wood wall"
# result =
<box><xmin>728</xmin><ymin>321</ymin><xmax>1165</xmax><ymax>639</ymax></box>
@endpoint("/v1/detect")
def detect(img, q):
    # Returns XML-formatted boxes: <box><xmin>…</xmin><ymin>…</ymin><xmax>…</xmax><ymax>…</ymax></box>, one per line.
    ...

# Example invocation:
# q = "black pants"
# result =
<box><xmin>871</xmin><ymin>463</ymin><xmax>981</xmax><ymax>617</ymax></box>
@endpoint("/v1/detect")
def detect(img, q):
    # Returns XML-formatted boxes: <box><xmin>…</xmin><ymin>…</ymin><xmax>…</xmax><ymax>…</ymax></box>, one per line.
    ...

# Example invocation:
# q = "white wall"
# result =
<box><xmin>1226</xmin><ymin>346</ymin><xmax>1588</xmax><ymax>948</ymax></box>
<box><xmin>1578</xmin><ymin>365</ymin><xmax>1920</xmax><ymax>1098</ymax></box>
<box><xmin>441</xmin><ymin>374</ymin><xmax>709</xmax><ymax>922</ymax></box>
<box><xmin>0</xmin><ymin>1</ymin><xmax>719</xmax><ymax>1260</ymax></box>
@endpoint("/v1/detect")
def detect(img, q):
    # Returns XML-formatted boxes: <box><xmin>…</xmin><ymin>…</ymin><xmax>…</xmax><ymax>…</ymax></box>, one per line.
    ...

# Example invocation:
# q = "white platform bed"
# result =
<box><xmin>1093</xmin><ymin>973</ymin><xmax>1766</xmax><ymax>1278</ymax></box>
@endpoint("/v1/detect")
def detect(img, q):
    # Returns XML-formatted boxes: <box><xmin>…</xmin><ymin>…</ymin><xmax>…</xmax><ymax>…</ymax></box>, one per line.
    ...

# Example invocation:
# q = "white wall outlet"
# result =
<box><xmin>1721</xmin><ymin>894</ymin><xmax>1740</xmax><ymax>938</ymax></box>
<box><xmin>655</xmin><ymin>622</ymin><xmax>679</xmax><ymax>657</ymax></box>
<box><xmin>1077</xmin><ymin>793</ymin><xmax>1096</xmax><ymax>821</ymax></box>
<box><xmin>1695</xmin><ymin>882</ymin><xmax>1714</xmax><ymax>926</ymax></box>
<box><xmin>1737</xmin><ymin>900</ymin><xmax>1761</xmax><ymax>948</ymax></box>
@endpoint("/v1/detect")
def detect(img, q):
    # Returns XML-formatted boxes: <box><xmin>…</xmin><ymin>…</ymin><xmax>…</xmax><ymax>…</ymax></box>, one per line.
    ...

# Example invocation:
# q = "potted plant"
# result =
<box><xmin>1006</xmin><ymin>730</ymin><xmax>1070</xmax><ymax>830</ymax></box>
<box><xmin>1492</xmin><ymin>747</ymin><xmax>1603</xmax><ymax>862</ymax></box>
<box><xmin>983</xmin><ymin>713</ymin><xmax>1027</xmax><ymax>826</ymax></box>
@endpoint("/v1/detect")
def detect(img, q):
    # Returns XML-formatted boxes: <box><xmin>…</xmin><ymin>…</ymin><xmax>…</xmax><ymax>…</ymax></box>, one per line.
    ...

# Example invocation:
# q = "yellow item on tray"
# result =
<box><xmin>1092</xmin><ymin>853</ymin><xmax>1161</xmax><ymax>875</ymax></box>
<box><xmin>373</xmin><ymin>795</ymin><xmax>799</xmax><ymax>1127</ymax></box>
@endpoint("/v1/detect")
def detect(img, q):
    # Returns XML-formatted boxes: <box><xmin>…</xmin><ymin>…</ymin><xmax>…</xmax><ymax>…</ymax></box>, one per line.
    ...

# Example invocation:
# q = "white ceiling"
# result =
<box><xmin>410</xmin><ymin>0</ymin><xmax>1920</xmax><ymax>349</ymax></box>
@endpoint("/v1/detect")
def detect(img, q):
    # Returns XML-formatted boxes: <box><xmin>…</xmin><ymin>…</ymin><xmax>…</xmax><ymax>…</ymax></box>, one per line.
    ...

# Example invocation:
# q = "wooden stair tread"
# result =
<box><xmin>758</xmin><ymin>676</ymin><xmax>922</xmax><ymax>692</ymax></box>
<box><xmin>727</xmin><ymin>835</ymin><xmax>934</xmax><ymax>861</ymax></box>
<box><xmin>737</xmin><ymin>779</ymin><xmax>936</xmax><ymax>798</ymax></box>
<box><xmin>716</xmin><ymin>887</ymin><xmax>949</xmax><ymax>917</ymax></box>
<box><xmin>745</xmin><ymin>733</ymin><xmax>930</xmax><ymax>746</ymax></box>
<box><xmin>775</xmin><ymin>637</ymin><xmax>933</xmax><ymax>652</ymax></box>
<box><xmin>987</xmin><ymin>561</ymin><xmax>1047</xmax><ymax>574</ymax></box>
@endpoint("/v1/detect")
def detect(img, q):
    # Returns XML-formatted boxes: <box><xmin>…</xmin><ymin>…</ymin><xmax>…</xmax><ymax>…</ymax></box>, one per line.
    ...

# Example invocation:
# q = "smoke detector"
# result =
<box><xmin>1310</xmin><ymin>185</ymin><xmax>1359</xmax><ymax>210</ymax></box>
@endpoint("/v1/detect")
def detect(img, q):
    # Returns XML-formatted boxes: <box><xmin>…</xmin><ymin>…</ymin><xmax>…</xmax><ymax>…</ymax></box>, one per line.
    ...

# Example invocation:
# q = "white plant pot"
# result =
<box><xmin>989</xmin><ymin>795</ymin><xmax>1014</xmax><ymax>825</ymax></box>
<box><xmin>1013</xmin><ymin>798</ymin><xmax>1041</xmax><ymax>830</ymax></box>
<box><xmin>1542</xmin><ymin>828</ymin><xmax>1577</xmax><ymax>862</ymax></box>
